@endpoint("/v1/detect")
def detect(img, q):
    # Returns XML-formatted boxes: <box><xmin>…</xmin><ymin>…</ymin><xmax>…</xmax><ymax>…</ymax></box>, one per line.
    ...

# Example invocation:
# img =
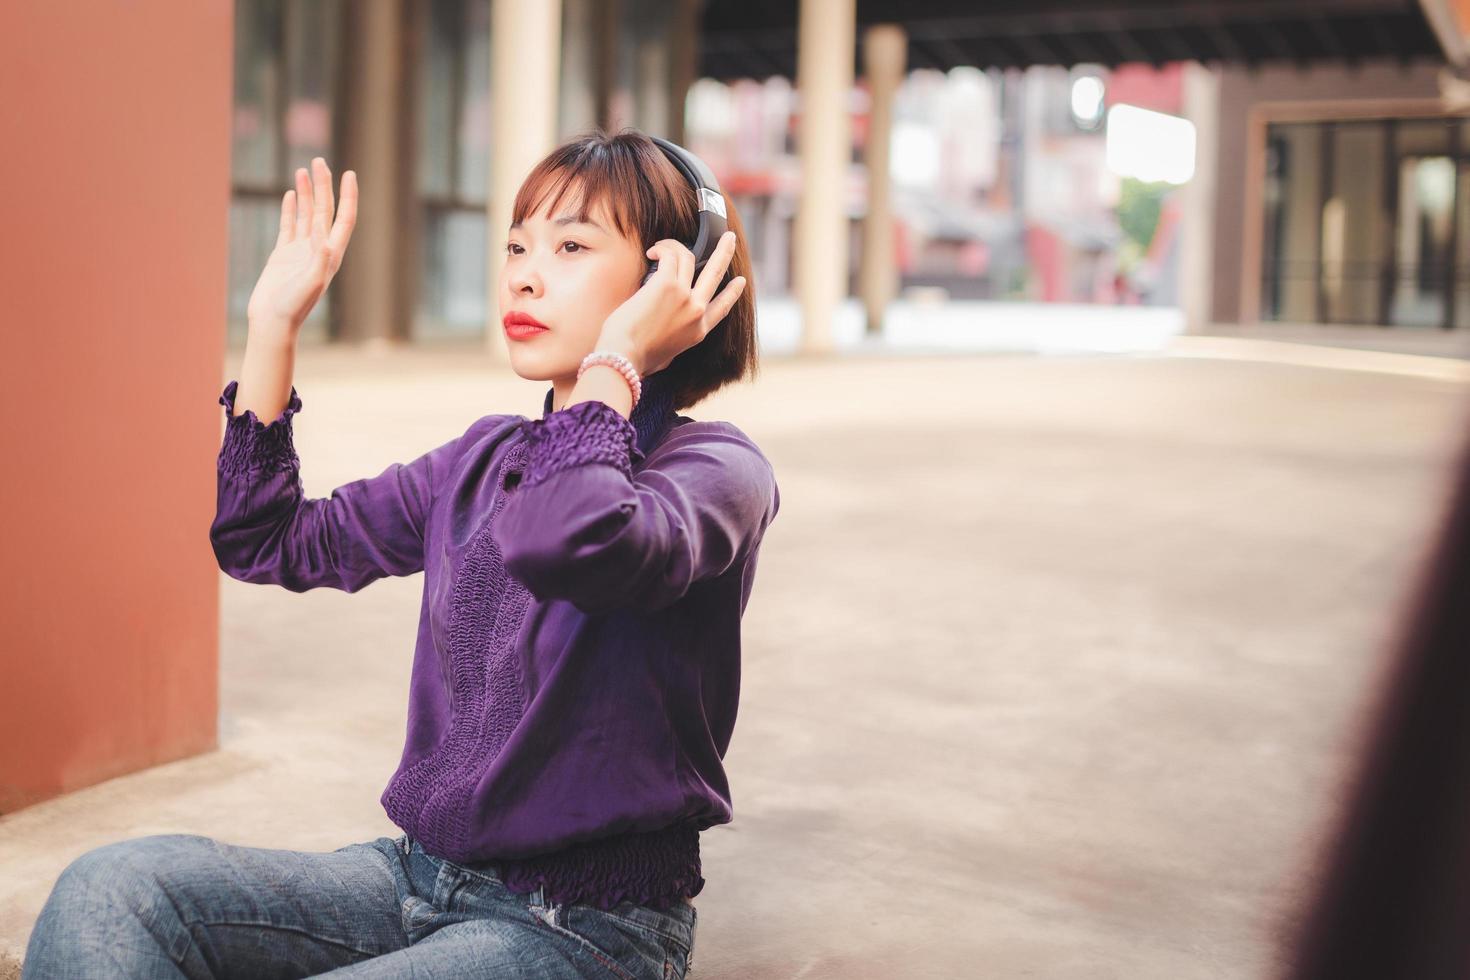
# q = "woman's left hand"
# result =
<box><xmin>596</xmin><ymin>230</ymin><xmax>746</xmax><ymax>377</ymax></box>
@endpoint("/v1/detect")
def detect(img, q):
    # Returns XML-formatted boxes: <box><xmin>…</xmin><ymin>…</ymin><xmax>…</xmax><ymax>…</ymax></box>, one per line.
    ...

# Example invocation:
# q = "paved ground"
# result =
<box><xmin>3</xmin><ymin>333</ymin><xmax>1469</xmax><ymax>978</ymax></box>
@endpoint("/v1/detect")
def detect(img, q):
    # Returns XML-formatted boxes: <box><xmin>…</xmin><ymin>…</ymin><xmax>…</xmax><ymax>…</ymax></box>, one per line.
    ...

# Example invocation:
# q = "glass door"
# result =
<box><xmin>1388</xmin><ymin>120</ymin><xmax>1459</xmax><ymax>328</ymax></box>
<box><xmin>1390</xmin><ymin>154</ymin><xmax>1455</xmax><ymax>328</ymax></box>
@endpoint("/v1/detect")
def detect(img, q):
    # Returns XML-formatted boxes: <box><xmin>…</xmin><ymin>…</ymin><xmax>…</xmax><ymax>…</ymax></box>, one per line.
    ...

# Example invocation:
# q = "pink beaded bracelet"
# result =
<box><xmin>577</xmin><ymin>351</ymin><xmax>643</xmax><ymax>410</ymax></box>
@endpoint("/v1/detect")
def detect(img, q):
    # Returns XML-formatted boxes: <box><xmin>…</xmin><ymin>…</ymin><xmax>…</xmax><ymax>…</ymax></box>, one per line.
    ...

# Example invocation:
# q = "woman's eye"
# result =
<box><xmin>504</xmin><ymin>241</ymin><xmax>583</xmax><ymax>255</ymax></box>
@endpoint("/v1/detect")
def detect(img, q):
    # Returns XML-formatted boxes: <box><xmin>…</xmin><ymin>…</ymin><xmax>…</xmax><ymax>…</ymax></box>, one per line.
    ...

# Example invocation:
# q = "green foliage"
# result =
<box><xmin>1117</xmin><ymin>177</ymin><xmax>1172</xmax><ymax>271</ymax></box>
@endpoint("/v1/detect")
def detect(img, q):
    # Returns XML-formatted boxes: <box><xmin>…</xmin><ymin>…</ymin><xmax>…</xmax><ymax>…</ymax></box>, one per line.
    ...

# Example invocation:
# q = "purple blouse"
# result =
<box><xmin>210</xmin><ymin>369</ymin><xmax>780</xmax><ymax>911</ymax></box>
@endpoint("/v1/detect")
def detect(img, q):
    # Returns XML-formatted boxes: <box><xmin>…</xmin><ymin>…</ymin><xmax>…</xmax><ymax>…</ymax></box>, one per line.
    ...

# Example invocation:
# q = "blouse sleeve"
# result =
<box><xmin>491</xmin><ymin>398</ymin><xmax>780</xmax><ymax>616</ymax></box>
<box><xmin>210</xmin><ymin>380</ymin><xmax>463</xmax><ymax>593</ymax></box>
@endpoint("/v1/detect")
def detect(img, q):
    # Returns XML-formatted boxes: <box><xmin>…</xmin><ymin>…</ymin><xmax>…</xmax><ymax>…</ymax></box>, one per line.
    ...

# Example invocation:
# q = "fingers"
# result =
<box><xmin>646</xmin><ymin>239</ymin><xmax>695</xmax><ymax>286</ymax></box>
<box><xmin>645</xmin><ymin>241</ymin><xmax>673</xmax><ymax>281</ymax></box>
<box><xmin>692</xmin><ymin>230</ymin><xmax>737</xmax><ymax>303</ymax></box>
<box><xmin>646</xmin><ymin>232</ymin><xmax>740</xmax><ymax>324</ymax></box>
<box><xmin>312</xmin><ymin>158</ymin><xmax>334</xmax><ymax>243</ymax></box>
<box><xmin>279</xmin><ymin>160</ymin><xmax>353</xmax><ymax>272</ymax></box>
<box><xmin>327</xmin><ymin>170</ymin><xmax>358</xmax><ymax>258</ymax></box>
<box><xmin>277</xmin><ymin>188</ymin><xmax>295</xmax><ymax>247</ymax></box>
<box><xmin>293</xmin><ymin>166</ymin><xmax>312</xmax><ymax>240</ymax></box>
<box><xmin>677</xmin><ymin>238</ymin><xmax>694</xmax><ymax>285</ymax></box>
<box><xmin>704</xmin><ymin>274</ymin><xmax>747</xmax><ymax>331</ymax></box>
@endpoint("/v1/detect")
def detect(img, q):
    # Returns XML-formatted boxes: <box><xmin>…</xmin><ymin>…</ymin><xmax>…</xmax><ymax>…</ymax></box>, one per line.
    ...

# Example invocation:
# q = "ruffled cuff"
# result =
<box><xmin>519</xmin><ymin>398</ymin><xmax>637</xmax><ymax>488</ymax></box>
<box><xmin>218</xmin><ymin>379</ymin><xmax>304</xmax><ymax>476</ymax></box>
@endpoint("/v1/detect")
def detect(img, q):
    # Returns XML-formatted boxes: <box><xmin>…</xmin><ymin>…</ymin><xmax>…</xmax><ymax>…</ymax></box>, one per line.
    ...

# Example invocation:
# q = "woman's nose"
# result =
<box><xmin>510</xmin><ymin>267</ymin><xmax>540</xmax><ymax>295</ymax></box>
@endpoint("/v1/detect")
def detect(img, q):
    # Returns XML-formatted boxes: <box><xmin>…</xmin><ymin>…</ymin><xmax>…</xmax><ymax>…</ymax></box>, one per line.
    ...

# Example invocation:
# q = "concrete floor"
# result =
<box><xmin>3</xmin><ymin>336</ymin><xmax>1469</xmax><ymax>978</ymax></box>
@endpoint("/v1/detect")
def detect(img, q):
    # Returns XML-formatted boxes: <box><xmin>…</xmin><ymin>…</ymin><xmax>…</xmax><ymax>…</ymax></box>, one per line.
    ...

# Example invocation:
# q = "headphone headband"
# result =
<box><xmin>648</xmin><ymin>136</ymin><xmax>730</xmax><ymax>282</ymax></box>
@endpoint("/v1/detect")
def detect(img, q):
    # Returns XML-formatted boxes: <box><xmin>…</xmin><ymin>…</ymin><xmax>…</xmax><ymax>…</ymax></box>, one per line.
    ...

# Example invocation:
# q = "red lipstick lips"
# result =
<box><xmin>502</xmin><ymin>311</ymin><xmax>549</xmax><ymax>340</ymax></box>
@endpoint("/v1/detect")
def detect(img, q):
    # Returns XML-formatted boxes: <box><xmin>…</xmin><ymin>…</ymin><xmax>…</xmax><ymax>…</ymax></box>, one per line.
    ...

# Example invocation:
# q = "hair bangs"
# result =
<box><xmin>510</xmin><ymin>138</ymin><xmax>696</xmax><ymax>248</ymax></box>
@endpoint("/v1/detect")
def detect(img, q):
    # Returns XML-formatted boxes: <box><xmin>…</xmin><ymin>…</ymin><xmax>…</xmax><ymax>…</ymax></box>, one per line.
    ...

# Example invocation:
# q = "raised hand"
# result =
<box><xmin>246</xmin><ymin>157</ymin><xmax>358</xmax><ymax>331</ymax></box>
<box><xmin>597</xmin><ymin>230</ymin><xmax>746</xmax><ymax>377</ymax></box>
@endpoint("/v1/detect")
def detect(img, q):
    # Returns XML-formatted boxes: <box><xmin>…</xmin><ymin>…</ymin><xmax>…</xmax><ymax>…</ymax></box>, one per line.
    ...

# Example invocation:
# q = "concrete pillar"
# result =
<box><xmin>668</xmin><ymin>0</ymin><xmax>701</xmax><ymax>144</ymax></box>
<box><xmin>858</xmin><ymin>24</ymin><xmax>905</xmax><ymax>337</ymax></box>
<box><xmin>487</xmin><ymin>0</ymin><xmax>563</xmax><ymax>359</ymax></box>
<box><xmin>794</xmin><ymin>0</ymin><xmax>856</xmax><ymax>354</ymax></box>
<box><xmin>1179</xmin><ymin>61</ymin><xmax>1220</xmax><ymax>335</ymax></box>
<box><xmin>558</xmin><ymin>0</ymin><xmax>600</xmax><ymax>140</ymax></box>
<box><xmin>594</xmin><ymin>0</ymin><xmax>622</xmax><ymax>130</ymax></box>
<box><xmin>335</xmin><ymin>0</ymin><xmax>409</xmax><ymax>346</ymax></box>
<box><xmin>631</xmin><ymin>0</ymin><xmax>670</xmax><ymax>134</ymax></box>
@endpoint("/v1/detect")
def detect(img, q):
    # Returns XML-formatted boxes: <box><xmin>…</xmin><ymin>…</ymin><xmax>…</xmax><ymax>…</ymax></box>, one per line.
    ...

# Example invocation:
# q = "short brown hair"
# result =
<box><xmin>510</xmin><ymin>127</ymin><xmax>760</xmax><ymax>412</ymax></box>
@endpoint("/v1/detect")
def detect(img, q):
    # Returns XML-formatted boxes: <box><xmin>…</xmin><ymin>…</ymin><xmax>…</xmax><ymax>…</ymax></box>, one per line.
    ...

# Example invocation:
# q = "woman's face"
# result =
<box><xmin>499</xmin><ymin>188</ymin><xmax>646</xmax><ymax>383</ymax></box>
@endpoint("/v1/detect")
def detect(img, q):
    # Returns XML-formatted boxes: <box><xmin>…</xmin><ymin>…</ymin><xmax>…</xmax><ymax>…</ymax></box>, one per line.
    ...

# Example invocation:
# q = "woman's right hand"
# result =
<box><xmin>246</xmin><ymin>157</ymin><xmax>358</xmax><ymax>331</ymax></box>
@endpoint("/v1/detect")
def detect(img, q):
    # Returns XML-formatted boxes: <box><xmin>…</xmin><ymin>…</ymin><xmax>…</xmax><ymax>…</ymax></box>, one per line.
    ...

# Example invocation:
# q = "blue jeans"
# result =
<box><xmin>21</xmin><ymin>831</ymin><xmax>697</xmax><ymax>979</ymax></box>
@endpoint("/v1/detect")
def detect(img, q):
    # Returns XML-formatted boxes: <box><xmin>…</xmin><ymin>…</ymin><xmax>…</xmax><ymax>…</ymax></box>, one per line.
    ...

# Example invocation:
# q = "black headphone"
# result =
<box><xmin>642</xmin><ymin>136</ymin><xmax>731</xmax><ymax>287</ymax></box>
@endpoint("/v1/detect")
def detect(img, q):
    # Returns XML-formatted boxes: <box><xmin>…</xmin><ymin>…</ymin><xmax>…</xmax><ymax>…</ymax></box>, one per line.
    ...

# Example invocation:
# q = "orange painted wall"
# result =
<box><xmin>0</xmin><ymin>2</ymin><xmax>234</xmax><ymax>812</ymax></box>
<box><xmin>1455</xmin><ymin>0</ymin><xmax>1470</xmax><ymax>40</ymax></box>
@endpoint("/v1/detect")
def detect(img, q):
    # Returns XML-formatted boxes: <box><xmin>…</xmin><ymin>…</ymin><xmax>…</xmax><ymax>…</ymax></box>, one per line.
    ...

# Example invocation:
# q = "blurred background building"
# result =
<box><xmin>9</xmin><ymin>4</ymin><xmax>1470</xmax><ymax>973</ymax></box>
<box><xmin>12</xmin><ymin>0</ymin><xmax>1470</xmax><ymax>831</ymax></box>
<box><xmin>226</xmin><ymin>0</ymin><xmax>1470</xmax><ymax>353</ymax></box>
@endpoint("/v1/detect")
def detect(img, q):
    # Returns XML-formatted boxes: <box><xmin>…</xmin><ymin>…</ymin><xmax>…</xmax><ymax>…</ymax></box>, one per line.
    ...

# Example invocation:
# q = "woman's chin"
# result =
<box><xmin>505</xmin><ymin>352</ymin><xmax>559</xmax><ymax>382</ymax></box>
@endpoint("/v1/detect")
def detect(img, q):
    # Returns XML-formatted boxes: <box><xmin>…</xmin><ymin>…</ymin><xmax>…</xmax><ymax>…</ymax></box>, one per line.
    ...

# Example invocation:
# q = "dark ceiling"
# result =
<box><xmin>697</xmin><ymin>0</ymin><xmax>1447</xmax><ymax>80</ymax></box>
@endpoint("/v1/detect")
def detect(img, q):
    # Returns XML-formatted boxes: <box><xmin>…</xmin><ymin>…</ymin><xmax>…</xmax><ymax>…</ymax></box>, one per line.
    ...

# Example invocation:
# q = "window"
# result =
<box><xmin>1262</xmin><ymin>115</ymin><xmax>1469</xmax><ymax>330</ymax></box>
<box><xmin>228</xmin><ymin>0</ymin><xmax>343</xmax><ymax>346</ymax></box>
<box><xmin>415</xmin><ymin>0</ymin><xmax>492</xmax><ymax>340</ymax></box>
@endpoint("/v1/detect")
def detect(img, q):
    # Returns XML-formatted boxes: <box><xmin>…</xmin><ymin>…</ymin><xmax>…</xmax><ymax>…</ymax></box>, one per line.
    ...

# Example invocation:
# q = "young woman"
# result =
<box><xmin>22</xmin><ymin>130</ymin><xmax>778</xmax><ymax>980</ymax></box>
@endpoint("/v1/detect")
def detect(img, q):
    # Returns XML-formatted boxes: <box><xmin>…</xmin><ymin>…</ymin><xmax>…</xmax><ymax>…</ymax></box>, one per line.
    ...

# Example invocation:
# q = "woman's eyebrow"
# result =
<box><xmin>509</xmin><ymin>214</ymin><xmax>608</xmax><ymax>234</ymax></box>
<box><xmin>553</xmin><ymin>214</ymin><xmax>608</xmax><ymax>233</ymax></box>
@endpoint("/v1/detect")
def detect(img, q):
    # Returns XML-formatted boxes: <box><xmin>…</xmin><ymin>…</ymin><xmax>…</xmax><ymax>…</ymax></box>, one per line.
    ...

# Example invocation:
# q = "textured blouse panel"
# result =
<box><xmin>211</xmin><ymin>374</ymin><xmax>780</xmax><ymax>910</ymax></box>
